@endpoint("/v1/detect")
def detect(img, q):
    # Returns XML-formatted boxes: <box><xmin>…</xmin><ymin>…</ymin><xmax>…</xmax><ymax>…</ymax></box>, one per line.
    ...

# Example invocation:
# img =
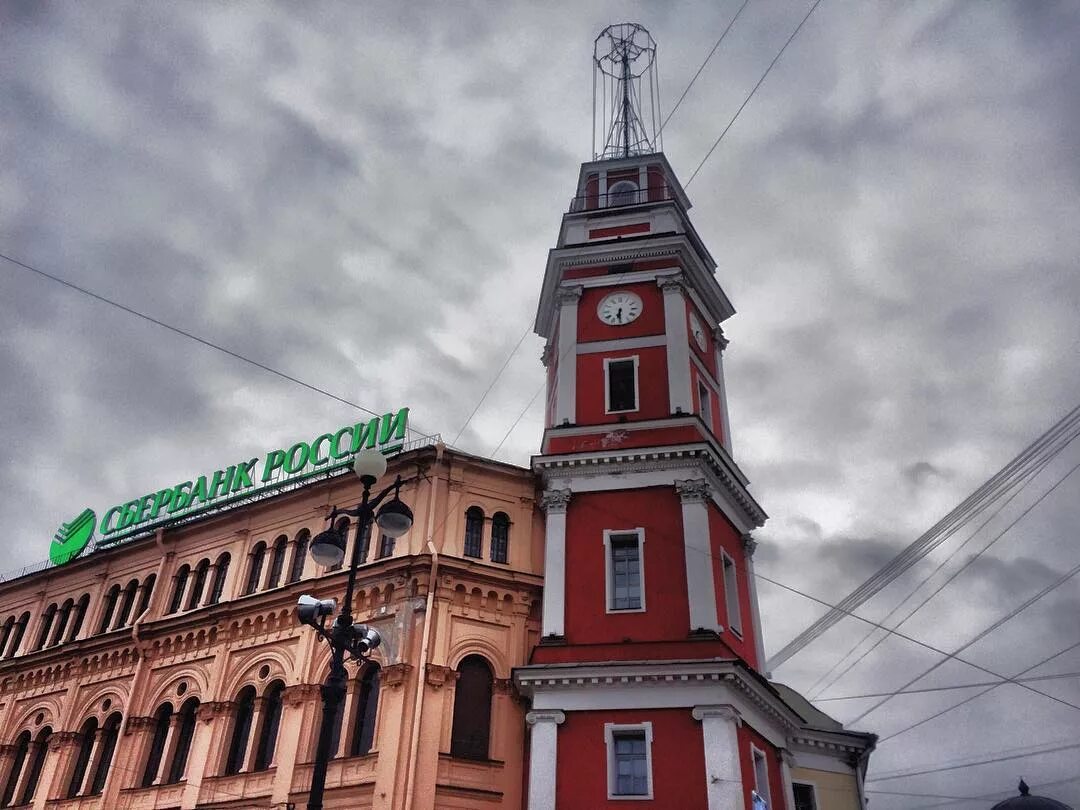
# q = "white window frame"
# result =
<box><xmin>604</xmin><ymin>528</ymin><xmax>646</xmax><ymax>614</ymax></box>
<box><xmin>792</xmin><ymin>780</ymin><xmax>819</xmax><ymax>810</ymax></box>
<box><xmin>604</xmin><ymin>722</ymin><xmax>654</xmax><ymax>800</ymax></box>
<box><xmin>751</xmin><ymin>745</ymin><xmax>772</xmax><ymax>808</ymax></box>
<box><xmin>721</xmin><ymin>550</ymin><xmax>742</xmax><ymax>637</ymax></box>
<box><xmin>604</xmin><ymin>355</ymin><xmax>640</xmax><ymax>415</ymax></box>
<box><xmin>698</xmin><ymin>378</ymin><xmax>712</xmax><ymax>428</ymax></box>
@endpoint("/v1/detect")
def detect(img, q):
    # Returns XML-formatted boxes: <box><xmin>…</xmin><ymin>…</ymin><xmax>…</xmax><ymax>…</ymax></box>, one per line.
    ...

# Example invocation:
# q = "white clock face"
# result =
<box><xmin>690</xmin><ymin>313</ymin><xmax>707</xmax><ymax>350</ymax></box>
<box><xmin>597</xmin><ymin>291</ymin><xmax>643</xmax><ymax>326</ymax></box>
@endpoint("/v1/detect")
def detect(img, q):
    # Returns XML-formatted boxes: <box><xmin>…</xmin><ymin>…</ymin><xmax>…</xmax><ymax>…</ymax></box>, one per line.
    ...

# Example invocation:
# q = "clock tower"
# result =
<box><xmin>514</xmin><ymin>24</ymin><xmax>804</xmax><ymax>810</ymax></box>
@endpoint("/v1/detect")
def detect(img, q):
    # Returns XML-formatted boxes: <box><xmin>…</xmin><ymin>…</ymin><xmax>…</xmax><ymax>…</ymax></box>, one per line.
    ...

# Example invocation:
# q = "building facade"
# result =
<box><xmin>0</xmin><ymin>444</ymin><xmax>544</xmax><ymax>810</ymax></box>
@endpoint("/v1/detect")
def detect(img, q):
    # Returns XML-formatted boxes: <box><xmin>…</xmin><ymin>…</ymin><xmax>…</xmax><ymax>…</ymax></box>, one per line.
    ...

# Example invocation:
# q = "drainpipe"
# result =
<box><xmin>99</xmin><ymin>528</ymin><xmax>168</xmax><ymax>808</ymax></box>
<box><xmin>403</xmin><ymin>445</ymin><xmax>444</xmax><ymax>810</ymax></box>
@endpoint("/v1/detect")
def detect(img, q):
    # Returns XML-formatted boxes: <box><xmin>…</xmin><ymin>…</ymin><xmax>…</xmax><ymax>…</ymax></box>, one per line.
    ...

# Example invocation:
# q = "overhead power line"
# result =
<box><xmin>768</xmin><ymin>402</ymin><xmax>1080</xmax><ymax>671</ymax></box>
<box><xmin>659</xmin><ymin>0</ymin><xmax>752</xmax><ymax>136</ymax></box>
<box><xmin>866</xmin><ymin>741</ymin><xmax>1080</xmax><ymax>782</ymax></box>
<box><xmin>0</xmin><ymin>251</ymin><xmax>434</xmax><ymax>436</ymax></box>
<box><xmin>686</xmin><ymin>0</ymin><xmax>823</xmax><ymax>186</ymax></box>
<box><xmin>812</xmin><ymin>670</ymin><xmax>1080</xmax><ymax>702</ymax></box>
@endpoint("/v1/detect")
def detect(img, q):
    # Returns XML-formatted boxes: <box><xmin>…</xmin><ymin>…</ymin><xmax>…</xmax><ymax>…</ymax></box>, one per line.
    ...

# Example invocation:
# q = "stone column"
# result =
<box><xmin>742</xmin><ymin>534</ymin><xmax>768</xmax><ymax>673</ymax></box>
<box><xmin>0</xmin><ymin>744</ymin><xmax>18</xmax><ymax>797</ymax></box>
<box><xmin>553</xmin><ymin>286</ymin><xmax>582</xmax><ymax>426</ymax></box>
<box><xmin>177</xmin><ymin>703</ymin><xmax>223</xmax><ymax>810</ymax></box>
<box><xmin>123</xmin><ymin>716</ymin><xmax>160</xmax><ymax>789</ymax></box>
<box><xmin>369</xmin><ymin>663</ymin><xmax>411</xmax><ymax>810</ymax></box>
<box><xmin>676</xmin><ymin>479</ymin><xmax>721</xmax><ymax>634</ymax></box>
<box><xmin>659</xmin><ymin>275</ymin><xmax>693</xmax><ymax>414</ymax></box>
<box><xmin>692</xmin><ymin>705</ymin><xmax>743</xmax><ymax>810</ymax></box>
<box><xmin>200</xmin><ymin>564</ymin><xmax>218</xmax><ymax>607</ymax></box>
<box><xmin>539</xmin><ymin>489</ymin><xmax>571</xmax><ymax>639</ymax></box>
<box><xmin>41</xmin><ymin>731</ymin><xmax>79</xmax><ymax>802</ymax></box>
<box><xmin>242</xmin><ymin>697</ymin><xmax>267</xmax><ymax>773</ymax></box>
<box><xmin>194</xmin><ymin>702</ymin><xmax>234</xmax><ymax>783</ymax></box>
<box><xmin>271</xmin><ymin>686</ymin><xmax>316</xmax><ymax>808</ymax></box>
<box><xmin>335</xmin><ymin>678</ymin><xmax>358</xmax><ymax>759</ymax></box>
<box><xmin>154</xmin><ymin>713</ymin><xmax>183</xmax><ymax>785</ymax></box>
<box><xmin>525</xmin><ymin>710</ymin><xmax>565</xmax><ymax>810</ymax></box>
<box><xmin>713</xmin><ymin>327</ymin><xmax>733</xmax><ymax>454</ymax></box>
<box><xmin>780</xmin><ymin>749</ymin><xmax>797</xmax><ymax>810</ymax></box>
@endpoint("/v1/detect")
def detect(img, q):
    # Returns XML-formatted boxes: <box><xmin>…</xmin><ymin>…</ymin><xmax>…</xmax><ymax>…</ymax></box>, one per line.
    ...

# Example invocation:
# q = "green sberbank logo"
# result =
<box><xmin>51</xmin><ymin>508</ymin><xmax>97</xmax><ymax>566</ymax></box>
<box><xmin>52</xmin><ymin>408</ymin><xmax>409</xmax><ymax>567</ymax></box>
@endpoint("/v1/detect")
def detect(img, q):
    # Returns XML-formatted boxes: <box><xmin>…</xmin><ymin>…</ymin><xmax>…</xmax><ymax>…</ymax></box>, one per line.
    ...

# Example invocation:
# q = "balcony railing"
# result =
<box><xmin>568</xmin><ymin>184</ymin><xmax>682</xmax><ymax>213</ymax></box>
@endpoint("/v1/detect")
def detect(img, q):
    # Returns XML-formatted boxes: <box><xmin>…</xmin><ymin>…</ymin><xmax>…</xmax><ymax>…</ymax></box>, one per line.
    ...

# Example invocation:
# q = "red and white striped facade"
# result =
<box><xmin>514</xmin><ymin>154</ymin><xmax>871</xmax><ymax>809</ymax></box>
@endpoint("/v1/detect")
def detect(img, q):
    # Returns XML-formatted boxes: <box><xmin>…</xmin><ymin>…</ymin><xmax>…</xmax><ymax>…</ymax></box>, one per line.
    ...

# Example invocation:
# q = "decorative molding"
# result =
<box><xmin>742</xmin><ymin>534</ymin><xmax>758</xmax><ymax>558</ymax></box>
<box><xmin>197</xmin><ymin>701</ymin><xmax>236</xmax><ymax>721</ymax></box>
<box><xmin>48</xmin><ymin>731</ymin><xmax>81</xmax><ymax>751</ymax></box>
<box><xmin>526</xmin><ymin>710</ymin><xmax>566</xmax><ymax>726</ymax></box>
<box><xmin>675</xmin><ymin>478</ymin><xmax>711</xmax><ymax>504</ymax></box>
<box><xmin>780</xmin><ymin>749</ymin><xmax>797</xmax><ymax>767</ymax></box>
<box><xmin>539</xmin><ymin>488</ymin><xmax>572</xmax><ymax>514</ymax></box>
<box><xmin>125</xmin><ymin>715</ymin><xmax>159</xmax><ymax>733</ymax></box>
<box><xmin>447</xmin><ymin>479</ymin><xmax>465</xmax><ymax>492</ymax></box>
<box><xmin>283</xmin><ymin>684</ymin><xmax>320</xmax><ymax>706</ymax></box>
<box><xmin>381</xmin><ymin>663</ymin><xmax>413</xmax><ymax>689</ymax></box>
<box><xmin>425</xmin><ymin>664</ymin><xmax>460</xmax><ymax>690</ymax></box>
<box><xmin>692</xmin><ymin>704</ymin><xmax>742</xmax><ymax>727</ymax></box>
<box><xmin>541</xmin><ymin>343</ymin><xmax>555</xmax><ymax>367</ymax></box>
<box><xmin>714</xmin><ymin>326</ymin><xmax>729</xmax><ymax>352</ymax></box>
<box><xmin>555</xmin><ymin>286</ymin><xmax>583</xmax><ymax>305</ymax></box>
<box><xmin>493</xmin><ymin>677</ymin><xmax>514</xmax><ymax>695</ymax></box>
<box><xmin>657</xmin><ymin>273</ymin><xmax>685</xmax><ymax>293</ymax></box>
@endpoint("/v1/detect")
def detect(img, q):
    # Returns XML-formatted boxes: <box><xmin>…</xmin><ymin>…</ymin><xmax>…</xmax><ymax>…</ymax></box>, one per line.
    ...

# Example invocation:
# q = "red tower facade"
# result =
<box><xmin>514</xmin><ymin>149</ymin><xmax>804</xmax><ymax>808</ymax></box>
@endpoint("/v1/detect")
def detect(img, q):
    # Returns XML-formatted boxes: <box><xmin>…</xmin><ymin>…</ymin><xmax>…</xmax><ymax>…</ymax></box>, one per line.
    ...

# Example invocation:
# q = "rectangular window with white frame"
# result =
<box><xmin>605</xmin><ymin>722</ymin><xmax>653</xmax><ymax>799</ymax></box>
<box><xmin>793</xmin><ymin>782</ymin><xmax>818</xmax><ymax>810</ymax></box>
<box><xmin>721</xmin><ymin>550</ymin><xmax>742</xmax><ymax>636</ymax></box>
<box><xmin>698</xmin><ymin>379</ymin><xmax>712</xmax><ymax>428</ymax></box>
<box><xmin>751</xmin><ymin>746</ymin><xmax>771</xmax><ymax>808</ymax></box>
<box><xmin>604</xmin><ymin>529</ymin><xmax>645</xmax><ymax>612</ymax></box>
<box><xmin>605</xmin><ymin>356</ymin><xmax>639</xmax><ymax>414</ymax></box>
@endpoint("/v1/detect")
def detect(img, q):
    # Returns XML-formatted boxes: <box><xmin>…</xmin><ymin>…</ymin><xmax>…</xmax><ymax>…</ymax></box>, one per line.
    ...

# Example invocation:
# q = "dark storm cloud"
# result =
<box><xmin>3</xmin><ymin>1</ymin><xmax>1080</xmax><ymax>804</ymax></box>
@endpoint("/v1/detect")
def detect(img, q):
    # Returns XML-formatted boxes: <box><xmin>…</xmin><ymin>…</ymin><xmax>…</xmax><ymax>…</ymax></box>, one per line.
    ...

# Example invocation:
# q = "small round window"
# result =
<box><xmin>607</xmin><ymin>180</ymin><xmax>639</xmax><ymax>207</ymax></box>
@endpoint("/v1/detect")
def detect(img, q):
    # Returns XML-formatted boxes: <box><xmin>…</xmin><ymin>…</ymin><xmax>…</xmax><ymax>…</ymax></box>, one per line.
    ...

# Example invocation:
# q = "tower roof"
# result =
<box><xmin>991</xmin><ymin>781</ymin><xmax>1074</xmax><ymax>810</ymax></box>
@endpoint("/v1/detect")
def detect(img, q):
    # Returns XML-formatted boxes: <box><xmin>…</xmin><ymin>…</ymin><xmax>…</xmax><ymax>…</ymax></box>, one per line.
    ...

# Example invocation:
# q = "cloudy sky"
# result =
<box><xmin>2</xmin><ymin>1</ymin><xmax>1078</xmax><ymax>804</ymax></box>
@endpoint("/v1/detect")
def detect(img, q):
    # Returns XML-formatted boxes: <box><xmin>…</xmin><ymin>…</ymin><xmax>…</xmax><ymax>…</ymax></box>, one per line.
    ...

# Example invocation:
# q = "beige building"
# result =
<box><xmin>0</xmin><ymin>443</ymin><xmax>544</xmax><ymax>810</ymax></box>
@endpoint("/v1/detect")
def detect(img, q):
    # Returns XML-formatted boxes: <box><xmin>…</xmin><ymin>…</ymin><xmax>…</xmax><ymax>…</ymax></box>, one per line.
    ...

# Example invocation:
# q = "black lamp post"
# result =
<box><xmin>295</xmin><ymin>448</ymin><xmax>414</xmax><ymax>810</ymax></box>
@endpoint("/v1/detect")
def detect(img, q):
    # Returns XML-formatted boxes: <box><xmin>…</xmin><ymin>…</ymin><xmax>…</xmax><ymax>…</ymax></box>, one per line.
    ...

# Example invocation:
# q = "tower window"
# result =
<box><xmin>604</xmin><ymin>529</ymin><xmax>645</xmax><ymax>612</ymax></box>
<box><xmin>722</xmin><ymin>551</ymin><xmax>742</xmax><ymax>636</ymax></box>
<box><xmin>605</xmin><ymin>722</ymin><xmax>653</xmax><ymax>799</ymax></box>
<box><xmin>607</xmin><ymin>180</ymin><xmax>640</xmax><ymax>207</ymax></box>
<box><xmin>605</xmin><ymin>357</ymin><xmax>639</xmax><ymax>414</ymax></box>
<box><xmin>490</xmin><ymin>512</ymin><xmax>510</xmax><ymax>564</ymax></box>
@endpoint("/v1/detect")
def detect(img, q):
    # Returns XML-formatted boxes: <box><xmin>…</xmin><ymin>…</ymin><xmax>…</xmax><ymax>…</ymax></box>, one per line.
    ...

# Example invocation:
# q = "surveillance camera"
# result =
<box><xmin>296</xmin><ymin>594</ymin><xmax>336</xmax><ymax>625</ymax></box>
<box><xmin>350</xmin><ymin>623</ymin><xmax>382</xmax><ymax>653</ymax></box>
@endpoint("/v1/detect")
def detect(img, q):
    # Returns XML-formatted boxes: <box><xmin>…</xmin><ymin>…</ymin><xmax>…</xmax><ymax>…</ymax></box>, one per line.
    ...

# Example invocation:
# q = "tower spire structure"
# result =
<box><xmin>593</xmin><ymin>23</ymin><xmax>662</xmax><ymax>160</ymax></box>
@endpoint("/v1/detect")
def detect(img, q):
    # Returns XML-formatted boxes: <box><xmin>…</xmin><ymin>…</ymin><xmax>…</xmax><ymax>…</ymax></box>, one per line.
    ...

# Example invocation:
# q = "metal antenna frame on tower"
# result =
<box><xmin>591</xmin><ymin>23</ymin><xmax>662</xmax><ymax>160</ymax></box>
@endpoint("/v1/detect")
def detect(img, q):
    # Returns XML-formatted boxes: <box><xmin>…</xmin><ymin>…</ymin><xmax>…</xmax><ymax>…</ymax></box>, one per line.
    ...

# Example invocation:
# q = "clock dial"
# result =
<box><xmin>597</xmin><ymin>291</ymin><xmax>643</xmax><ymax>326</ymax></box>
<box><xmin>690</xmin><ymin>313</ymin><xmax>707</xmax><ymax>350</ymax></box>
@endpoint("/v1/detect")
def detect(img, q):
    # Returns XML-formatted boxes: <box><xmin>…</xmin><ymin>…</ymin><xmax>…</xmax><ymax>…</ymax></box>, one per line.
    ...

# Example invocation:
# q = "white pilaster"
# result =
<box><xmin>539</xmin><ymin>490</ymin><xmax>571</xmax><ymax>638</ymax></box>
<box><xmin>553</xmin><ymin>287</ymin><xmax>582</xmax><ymax>426</ymax></box>
<box><xmin>692</xmin><ymin>705</ymin><xmax>744</xmax><ymax>810</ymax></box>
<box><xmin>526</xmin><ymin>710</ymin><xmax>565</xmax><ymax>810</ymax></box>
<box><xmin>743</xmin><ymin>535</ymin><xmax>768</xmax><ymax>673</ymax></box>
<box><xmin>660</xmin><ymin>276</ymin><xmax>693</xmax><ymax>414</ymax></box>
<box><xmin>714</xmin><ymin>327</ymin><xmax>733</xmax><ymax>454</ymax></box>
<box><xmin>676</xmin><ymin>480</ymin><xmax>722</xmax><ymax>634</ymax></box>
<box><xmin>780</xmin><ymin>749</ymin><xmax>798</xmax><ymax>810</ymax></box>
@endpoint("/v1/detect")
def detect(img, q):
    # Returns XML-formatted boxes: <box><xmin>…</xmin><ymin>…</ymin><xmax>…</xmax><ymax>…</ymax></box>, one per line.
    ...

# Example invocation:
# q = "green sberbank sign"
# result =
<box><xmin>49</xmin><ymin>408</ymin><xmax>409</xmax><ymax>567</ymax></box>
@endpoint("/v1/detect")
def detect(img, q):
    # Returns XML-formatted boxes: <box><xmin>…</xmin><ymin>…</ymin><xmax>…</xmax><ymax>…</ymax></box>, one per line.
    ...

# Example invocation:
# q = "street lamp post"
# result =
<box><xmin>295</xmin><ymin>449</ymin><xmax>414</xmax><ymax>810</ymax></box>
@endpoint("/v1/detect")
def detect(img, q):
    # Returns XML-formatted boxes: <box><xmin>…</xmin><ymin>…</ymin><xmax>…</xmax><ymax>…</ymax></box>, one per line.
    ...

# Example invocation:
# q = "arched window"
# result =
<box><xmin>450</xmin><ymin>655</ymin><xmax>494</xmax><ymax>760</ymax></box>
<box><xmin>116</xmin><ymin>579</ymin><xmax>139</xmax><ymax>626</ymax></box>
<box><xmin>0</xmin><ymin>618</ymin><xmax>12</xmax><ymax>659</ymax></box>
<box><xmin>186</xmin><ymin>560</ymin><xmax>210</xmax><ymax>610</ymax></box>
<box><xmin>142</xmin><ymin>703</ymin><xmax>173</xmax><ymax>787</ymax></box>
<box><xmin>1</xmin><ymin>730</ymin><xmax>31</xmax><ymax>807</ymax></box>
<box><xmin>134</xmin><ymin>576</ymin><xmax>155</xmax><ymax>619</ymax></box>
<box><xmin>7</xmin><ymin>612</ymin><xmax>29</xmax><ymax>657</ymax></box>
<box><xmin>350</xmin><ymin>664</ymin><xmax>380</xmax><ymax>756</ymax></box>
<box><xmin>266</xmin><ymin>537</ymin><xmax>287</xmax><ymax>589</ymax></box>
<box><xmin>287</xmin><ymin>530</ymin><xmax>309</xmax><ymax>584</ymax></box>
<box><xmin>356</xmin><ymin>518</ymin><xmax>372</xmax><ymax>565</ymax></box>
<box><xmin>34</xmin><ymin>604</ymin><xmax>57</xmax><ymax>651</ymax></box>
<box><xmin>50</xmin><ymin>600</ymin><xmax>73</xmax><ymax>647</ymax></box>
<box><xmin>607</xmin><ymin>179</ymin><xmax>640</xmax><ymax>206</ymax></box>
<box><xmin>491</xmin><ymin>512</ymin><xmax>510</xmax><ymax>564</ymax></box>
<box><xmin>167</xmin><ymin>567</ymin><xmax>190</xmax><ymax>614</ymax></box>
<box><xmin>98</xmin><ymin>585</ymin><xmax>121</xmax><ymax>633</ymax></box>
<box><xmin>224</xmin><ymin>686</ymin><xmax>256</xmax><ymax>775</ymax></box>
<box><xmin>244</xmin><ymin>543</ymin><xmax>266</xmax><ymax>595</ymax></box>
<box><xmin>67</xmin><ymin>718</ymin><xmax>97</xmax><ymax>797</ymax></box>
<box><xmin>330</xmin><ymin>518</ymin><xmax>350</xmax><ymax>572</ymax></box>
<box><xmin>464</xmin><ymin>507</ymin><xmax>484</xmax><ymax>558</ymax></box>
<box><xmin>89</xmin><ymin>712</ymin><xmax>121</xmax><ymax>794</ymax></box>
<box><xmin>254</xmin><ymin>681</ymin><xmax>285</xmax><ymax>771</ymax></box>
<box><xmin>209</xmin><ymin>554</ymin><xmax>230</xmax><ymax>605</ymax></box>
<box><xmin>167</xmin><ymin>698</ymin><xmax>199</xmax><ymax>784</ymax></box>
<box><xmin>15</xmin><ymin>727</ymin><xmax>51</xmax><ymax>806</ymax></box>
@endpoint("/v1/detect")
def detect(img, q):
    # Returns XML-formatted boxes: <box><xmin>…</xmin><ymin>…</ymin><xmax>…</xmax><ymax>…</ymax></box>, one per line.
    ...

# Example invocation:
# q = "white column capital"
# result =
<box><xmin>540</xmin><ymin>488</ymin><xmax>572</xmax><ymax>514</ymax></box>
<box><xmin>692</xmin><ymin>704</ymin><xmax>742</xmax><ymax>726</ymax></box>
<box><xmin>713</xmin><ymin>326</ymin><xmax>729</xmax><ymax>352</ymax></box>
<box><xmin>675</xmin><ymin>478</ymin><xmax>711</xmax><ymax>504</ymax></box>
<box><xmin>742</xmin><ymin>533</ymin><xmax>758</xmax><ymax>558</ymax></box>
<box><xmin>657</xmin><ymin>273</ymin><xmax>686</xmax><ymax>293</ymax></box>
<box><xmin>526</xmin><ymin>710</ymin><xmax>566</xmax><ymax>727</ymax></box>
<box><xmin>555</xmin><ymin>285</ymin><xmax>583</xmax><ymax>305</ymax></box>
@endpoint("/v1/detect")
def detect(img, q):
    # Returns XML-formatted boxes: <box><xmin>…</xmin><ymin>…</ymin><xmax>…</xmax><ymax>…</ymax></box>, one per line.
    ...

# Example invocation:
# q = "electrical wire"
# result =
<box><xmin>865</xmin><ymin>742</ymin><xmax>1080</xmax><ymax>782</ymax></box>
<box><xmin>449</xmin><ymin>325</ymin><xmax>532</xmax><ymax>448</ymax></box>
<box><xmin>811</xmin><ymin>670</ymin><xmax>1080</xmax><ymax>702</ymax></box>
<box><xmin>658</xmin><ymin>0</ymin><xmax>752</xmax><ymax>137</ymax></box>
<box><xmin>685</xmin><ymin>0</ymin><xmax>823</xmax><ymax>187</ymax></box>
<box><xmin>0</xmin><ymin>250</ymin><xmax>436</xmax><ymax>438</ymax></box>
